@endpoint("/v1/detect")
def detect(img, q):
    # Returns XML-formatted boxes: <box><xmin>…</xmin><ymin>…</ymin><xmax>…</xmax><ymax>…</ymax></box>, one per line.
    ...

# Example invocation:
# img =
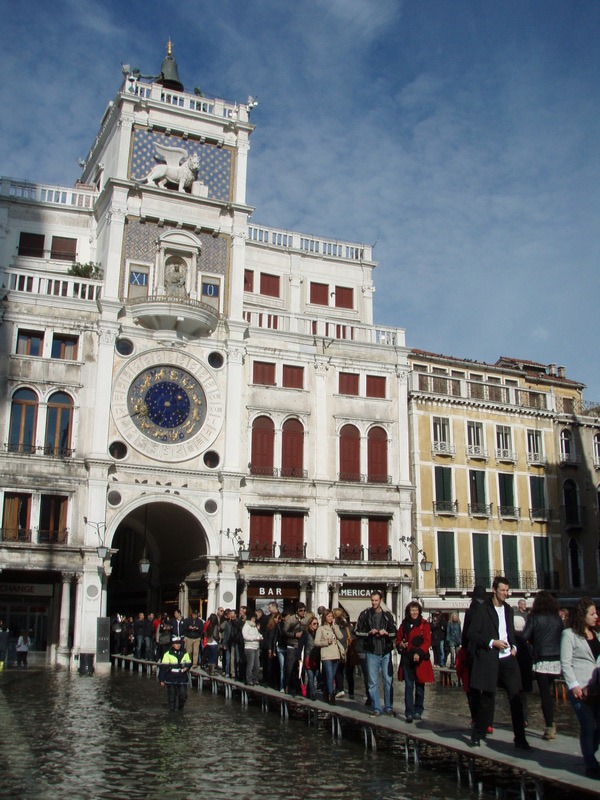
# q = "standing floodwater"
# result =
<box><xmin>0</xmin><ymin>669</ymin><xmax>484</xmax><ymax>800</ymax></box>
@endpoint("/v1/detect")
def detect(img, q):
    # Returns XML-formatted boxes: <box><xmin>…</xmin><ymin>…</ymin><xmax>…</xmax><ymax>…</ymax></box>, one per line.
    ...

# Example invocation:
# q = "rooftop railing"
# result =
<box><xmin>1</xmin><ymin>177</ymin><xmax>97</xmax><ymax>208</ymax></box>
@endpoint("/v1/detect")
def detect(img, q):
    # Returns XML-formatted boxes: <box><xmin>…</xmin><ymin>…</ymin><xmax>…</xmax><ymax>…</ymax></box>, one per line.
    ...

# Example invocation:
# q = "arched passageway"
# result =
<box><xmin>107</xmin><ymin>501</ymin><xmax>208</xmax><ymax>616</ymax></box>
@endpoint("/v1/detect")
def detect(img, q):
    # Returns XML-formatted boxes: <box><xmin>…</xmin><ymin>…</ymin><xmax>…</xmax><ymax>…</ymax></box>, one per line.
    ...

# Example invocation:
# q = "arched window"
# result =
<box><xmin>594</xmin><ymin>433</ymin><xmax>600</xmax><ymax>467</ymax></box>
<box><xmin>367</xmin><ymin>426</ymin><xmax>388</xmax><ymax>483</ymax></box>
<box><xmin>45</xmin><ymin>391</ymin><xmax>73</xmax><ymax>456</ymax></box>
<box><xmin>339</xmin><ymin>424</ymin><xmax>360</xmax><ymax>482</ymax></box>
<box><xmin>250</xmin><ymin>416</ymin><xmax>275</xmax><ymax>476</ymax></box>
<box><xmin>563</xmin><ymin>479</ymin><xmax>580</xmax><ymax>526</ymax></box>
<box><xmin>569</xmin><ymin>537</ymin><xmax>582</xmax><ymax>589</ymax></box>
<box><xmin>9</xmin><ymin>388</ymin><xmax>38</xmax><ymax>454</ymax></box>
<box><xmin>281</xmin><ymin>418</ymin><xmax>304</xmax><ymax>477</ymax></box>
<box><xmin>560</xmin><ymin>429</ymin><xmax>572</xmax><ymax>462</ymax></box>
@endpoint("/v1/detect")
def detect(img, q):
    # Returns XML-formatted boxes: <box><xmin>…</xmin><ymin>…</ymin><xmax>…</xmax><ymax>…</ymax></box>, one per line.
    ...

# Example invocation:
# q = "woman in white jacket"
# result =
<box><xmin>242</xmin><ymin>615</ymin><xmax>263</xmax><ymax>685</ymax></box>
<box><xmin>560</xmin><ymin>597</ymin><xmax>600</xmax><ymax>779</ymax></box>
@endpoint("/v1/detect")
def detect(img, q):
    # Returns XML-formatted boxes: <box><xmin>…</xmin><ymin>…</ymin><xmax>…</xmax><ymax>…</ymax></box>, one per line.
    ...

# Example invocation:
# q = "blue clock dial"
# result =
<box><xmin>127</xmin><ymin>366</ymin><xmax>207</xmax><ymax>442</ymax></box>
<box><xmin>145</xmin><ymin>381</ymin><xmax>190</xmax><ymax>428</ymax></box>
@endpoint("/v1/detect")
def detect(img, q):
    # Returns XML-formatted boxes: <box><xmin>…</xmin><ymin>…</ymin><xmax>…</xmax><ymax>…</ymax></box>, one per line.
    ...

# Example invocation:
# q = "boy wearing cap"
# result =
<box><xmin>159</xmin><ymin>636</ymin><xmax>192</xmax><ymax>711</ymax></box>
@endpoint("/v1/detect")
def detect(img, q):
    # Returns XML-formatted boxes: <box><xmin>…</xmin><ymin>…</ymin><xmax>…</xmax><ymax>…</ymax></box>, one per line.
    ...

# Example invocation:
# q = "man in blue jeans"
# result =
<box><xmin>355</xmin><ymin>590</ymin><xmax>397</xmax><ymax>717</ymax></box>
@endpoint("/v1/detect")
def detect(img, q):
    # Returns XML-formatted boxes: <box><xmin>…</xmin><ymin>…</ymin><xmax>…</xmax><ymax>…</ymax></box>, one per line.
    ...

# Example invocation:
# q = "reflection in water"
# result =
<box><xmin>0</xmin><ymin>669</ymin><xmax>577</xmax><ymax>799</ymax></box>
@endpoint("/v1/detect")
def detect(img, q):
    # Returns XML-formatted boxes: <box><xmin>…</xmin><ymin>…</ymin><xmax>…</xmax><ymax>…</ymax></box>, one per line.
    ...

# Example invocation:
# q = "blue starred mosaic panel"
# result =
<box><xmin>130</xmin><ymin>129</ymin><xmax>233</xmax><ymax>202</ymax></box>
<box><xmin>121</xmin><ymin>219</ymin><xmax>228</xmax><ymax>298</ymax></box>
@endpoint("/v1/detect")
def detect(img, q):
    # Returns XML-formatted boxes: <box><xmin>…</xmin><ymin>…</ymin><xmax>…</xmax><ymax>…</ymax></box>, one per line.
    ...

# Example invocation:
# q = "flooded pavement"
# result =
<box><xmin>0</xmin><ymin>667</ymin><xmax>579</xmax><ymax>800</ymax></box>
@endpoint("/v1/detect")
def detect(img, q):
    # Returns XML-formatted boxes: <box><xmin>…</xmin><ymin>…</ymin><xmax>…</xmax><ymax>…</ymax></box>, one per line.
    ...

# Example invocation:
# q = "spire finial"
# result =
<box><xmin>167</xmin><ymin>38</ymin><xmax>172</xmax><ymax>57</ymax></box>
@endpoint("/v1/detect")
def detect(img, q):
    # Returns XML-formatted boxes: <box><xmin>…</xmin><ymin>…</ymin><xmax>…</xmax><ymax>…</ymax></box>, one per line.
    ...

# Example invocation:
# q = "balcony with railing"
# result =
<box><xmin>529</xmin><ymin>507</ymin><xmax>552</xmax><ymax>522</ymax></box>
<box><xmin>337</xmin><ymin>545</ymin><xmax>393</xmax><ymax>562</ymax></box>
<box><xmin>435</xmin><ymin>568</ymin><xmax>559</xmax><ymax>592</ymax></box>
<box><xmin>432</xmin><ymin>441</ymin><xmax>455</xmax><ymax>457</ymax></box>
<box><xmin>248</xmin><ymin>542</ymin><xmax>307</xmax><ymax>560</ymax></box>
<box><xmin>1</xmin><ymin>177</ymin><xmax>97</xmax><ymax>208</ymax></box>
<box><xmin>128</xmin><ymin>294</ymin><xmax>219</xmax><ymax>339</ymax></box>
<box><xmin>5</xmin><ymin>266</ymin><xmax>101</xmax><ymax>303</ymax></box>
<box><xmin>495</xmin><ymin>448</ymin><xmax>518</xmax><ymax>463</ymax></box>
<box><xmin>412</xmin><ymin>372</ymin><xmax>551</xmax><ymax>412</ymax></box>
<box><xmin>468</xmin><ymin>502</ymin><xmax>492</xmax><ymax>518</ymax></box>
<box><xmin>559</xmin><ymin>452</ymin><xmax>582</xmax><ymax>467</ymax></box>
<box><xmin>556</xmin><ymin>396</ymin><xmax>600</xmax><ymax>417</ymax></box>
<box><xmin>526</xmin><ymin>451</ymin><xmax>548</xmax><ymax>467</ymax></box>
<box><xmin>466</xmin><ymin>444</ymin><xmax>489</xmax><ymax>461</ymax></box>
<box><xmin>247</xmin><ymin>223</ymin><xmax>373</xmax><ymax>263</ymax></box>
<box><xmin>0</xmin><ymin>528</ymin><xmax>68</xmax><ymax>544</ymax></box>
<box><xmin>248</xmin><ymin>465</ymin><xmax>308</xmax><ymax>478</ymax></box>
<box><xmin>498</xmin><ymin>505</ymin><xmax>520</xmax><ymax>520</ymax></box>
<box><xmin>4</xmin><ymin>443</ymin><xmax>74</xmax><ymax>458</ymax></box>
<box><xmin>242</xmin><ymin>308</ymin><xmax>404</xmax><ymax>349</ymax></box>
<box><xmin>433</xmin><ymin>500</ymin><xmax>458</xmax><ymax>516</ymax></box>
<box><xmin>337</xmin><ymin>472</ymin><xmax>392</xmax><ymax>484</ymax></box>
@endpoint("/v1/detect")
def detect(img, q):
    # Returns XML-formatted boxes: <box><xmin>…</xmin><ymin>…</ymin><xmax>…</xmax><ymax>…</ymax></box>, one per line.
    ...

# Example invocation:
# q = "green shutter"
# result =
<box><xmin>472</xmin><ymin>533</ymin><xmax>490</xmax><ymax>587</ymax></box>
<box><xmin>437</xmin><ymin>530</ymin><xmax>456</xmax><ymax>588</ymax></box>
<box><xmin>502</xmin><ymin>536</ymin><xmax>519</xmax><ymax>587</ymax></box>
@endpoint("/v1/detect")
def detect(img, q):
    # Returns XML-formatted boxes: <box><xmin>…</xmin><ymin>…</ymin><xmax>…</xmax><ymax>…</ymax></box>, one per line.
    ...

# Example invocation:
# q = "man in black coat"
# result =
<box><xmin>467</xmin><ymin>576</ymin><xmax>531</xmax><ymax>750</ymax></box>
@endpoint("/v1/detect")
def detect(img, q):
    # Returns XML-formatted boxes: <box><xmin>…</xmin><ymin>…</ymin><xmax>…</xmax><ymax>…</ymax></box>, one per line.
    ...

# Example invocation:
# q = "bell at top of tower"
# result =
<box><xmin>156</xmin><ymin>39</ymin><xmax>183</xmax><ymax>93</ymax></box>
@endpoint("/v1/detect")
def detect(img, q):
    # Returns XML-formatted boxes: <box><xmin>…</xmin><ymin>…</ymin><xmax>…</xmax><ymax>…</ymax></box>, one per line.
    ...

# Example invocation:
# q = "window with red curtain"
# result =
<box><xmin>368</xmin><ymin>517</ymin><xmax>389</xmax><ymax>561</ymax></box>
<box><xmin>282</xmin><ymin>365</ymin><xmax>304</xmax><ymax>389</ymax></box>
<box><xmin>259</xmin><ymin>272</ymin><xmax>280</xmax><ymax>297</ymax></box>
<box><xmin>367</xmin><ymin>426</ymin><xmax>388</xmax><ymax>483</ymax></box>
<box><xmin>334</xmin><ymin>286</ymin><xmax>353</xmax><ymax>309</ymax></box>
<box><xmin>244</xmin><ymin>269</ymin><xmax>254</xmax><ymax>292</ymax></box>
<box><xmin>250</xmin><ymin>416</ymin><xmax>275</xmax><ymax>475</ymax></box>
<box><xmin>339</xmin><ymin>372</ymin><xmax>359</xmax><ymax>395</ymax></box>
<box><xmin>280</xmin><ymin>512</ymin><xmax>304</xmax><ymax>557</ymax></box>
<box><xmin>310</xmin><ymin>282</ymin><xmax>328</xmax><ymax>305</ymax></box>
<box><xmin>253</xmin><ymin>361</ymin><xmax>276</xmax><ymax>385</ymax></box>
<box><xmin>281</xmin><ymin>418</ymin><xmax>304</xmax><ymax>477</ymax></box>
<box><xmin>249</xmin><ymin>511</ymin><xmax>274</xmax><ymax>557</ymax></box>
<box><xmin>339</xmin><ymin>424</ymin><xmax>360</xmax><ymax>481</ymax></box>
<box><xmin>339</xmin><ymin>516</ymin><xmax>362</xmax><ymax>560</ymax></box>
<box><xmin>366</xmin><ymin>375</ymin><xmax>386</xmax><ymax>398</ymax></box>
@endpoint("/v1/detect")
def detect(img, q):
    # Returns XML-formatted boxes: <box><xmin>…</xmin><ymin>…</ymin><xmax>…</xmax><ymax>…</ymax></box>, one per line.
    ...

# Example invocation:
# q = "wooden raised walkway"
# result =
<box><xmin>111</xmin><ymin>654</ymin><xmax>598</xmax><ymax>798</ymax></box>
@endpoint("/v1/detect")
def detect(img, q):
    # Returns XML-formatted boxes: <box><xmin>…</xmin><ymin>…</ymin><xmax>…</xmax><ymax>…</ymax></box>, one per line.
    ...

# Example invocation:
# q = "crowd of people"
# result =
<box><xmin>112</xmin><ymin>580</ymin><xmax>600</xmax><ymax>779</ymax></box>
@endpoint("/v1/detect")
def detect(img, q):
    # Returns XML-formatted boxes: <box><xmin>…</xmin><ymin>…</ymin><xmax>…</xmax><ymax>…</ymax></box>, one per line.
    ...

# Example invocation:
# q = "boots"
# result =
<box><xmin>542</xmin><ymin>725</ymin><xmax>556</xmax><ymax>740</ymax></box>
<box><xmin>208</xmin><ymin>664</ymin><xmax>215</xmax><ymax>676</ymax></box>
<box><xmin>327</xmin><ymin>693</ymin><xmax>336</xmax><ymax>705</ymax></box>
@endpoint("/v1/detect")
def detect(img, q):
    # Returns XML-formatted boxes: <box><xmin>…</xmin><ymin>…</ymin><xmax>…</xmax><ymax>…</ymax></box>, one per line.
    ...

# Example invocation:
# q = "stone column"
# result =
<box><xmin>299</xmin><ymin>582</ymin><xmax>308</xmax><ymax>607</ymax></box>
<box><xmin>330</xmin><ymin>582</ymin><xmax>340</xmax><ymax>610</ymax></box>
<box><xmin>57</xmin><ymin>573</ymin><xmax>73</xmax><ymax>665</ymax></box>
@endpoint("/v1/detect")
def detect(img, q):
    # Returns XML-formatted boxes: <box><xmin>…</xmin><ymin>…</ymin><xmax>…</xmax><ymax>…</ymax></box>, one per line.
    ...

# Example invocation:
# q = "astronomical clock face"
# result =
<box><xmin>112</xmin><ymin>349</ymin><xmax>223</xmax><ymax>462</ymax></box>
<box><xmin>127</xmin><ymin>367</ymin><xmax>207</xmax><ymax>441</ymax></box>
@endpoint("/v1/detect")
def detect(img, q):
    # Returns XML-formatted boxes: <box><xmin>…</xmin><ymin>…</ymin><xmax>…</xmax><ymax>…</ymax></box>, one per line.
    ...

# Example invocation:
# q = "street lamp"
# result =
<box><xmin>400</xmin><ymin>535</ymin><xmax>433</xmax><ymax>572</ymax></box>
<box><xmin>84</xmin><ymin>517</ymin><xmax>110</xmax><ymax>560</ymax></box>
<box><xmin>221</xmin><ymin>527</ymin><xmax>248</xmax><ymax>563</ymax></box>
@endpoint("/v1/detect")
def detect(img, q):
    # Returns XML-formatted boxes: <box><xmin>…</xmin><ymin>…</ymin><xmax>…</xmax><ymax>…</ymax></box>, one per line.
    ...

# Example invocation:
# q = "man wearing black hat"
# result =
<box><xmin>159</xmin><ymin>636</ymin><xmax>192</xmax><ymax>712</ymax></box>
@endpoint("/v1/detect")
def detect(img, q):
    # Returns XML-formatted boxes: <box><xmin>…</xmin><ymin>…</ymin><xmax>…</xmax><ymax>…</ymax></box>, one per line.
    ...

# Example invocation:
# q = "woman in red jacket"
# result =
<box><xmin>396</xmin><ymin>601</ymin><xmax>435</xmax><ymax>722</ymax></box>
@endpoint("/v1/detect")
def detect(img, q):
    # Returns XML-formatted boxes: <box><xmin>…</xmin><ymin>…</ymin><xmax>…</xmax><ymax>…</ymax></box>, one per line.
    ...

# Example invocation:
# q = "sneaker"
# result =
<box><xmin>335</xmin><ymin>690</ymin><xmax>345</xmax><ymax>698</ymax></box>
<box><xmin>384</xmin><ymin>709</ymin><xmax>396</xmax><ymax>717</ymax></box>
<box><xmin>405</xmin><ymin>715</ymin><xmax>413</xmax><ymax>723</ymax></box>
<box><xmin>370</xmin><ymin>710</ymin><xmax>381</xmax><ymax>717</ymax></box>
<box><xmin>469</xmin><ymin>736</ymin><xmax>481</xmax><ymax>748</ymax></box>
<box><xmin>413</xmin><ymin>713</ymin><xmax>422</xmax><ymax>720</ymax></box>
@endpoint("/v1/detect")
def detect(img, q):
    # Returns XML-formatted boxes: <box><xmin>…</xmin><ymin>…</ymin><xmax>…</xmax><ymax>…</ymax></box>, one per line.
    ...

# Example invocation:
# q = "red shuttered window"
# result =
<box><xmin>253</xmin><ymin>361</ymin><xmax>276</xmax><ymax>386</ymax></box>
<box><xmin>280</xmin><ymin>513</ymin><xmax>304</xmax><ymax>558</ymax></box>
<box><xmin>250</xmin><ymin>416</ymin><xmax>275</xmax><ymax>476</ymax></box>
<box><xmin>282</xmin><ymin>365</ymin><xmax>304</xmax><ymax>389</ymax></box>
<box><xmin>334</xmin><ymin>286</ymin><xmax>353</xmax><ymax>309</ymax></box>
<box><xmin>281</xmin><ymin>418</ymin><xmax>304</xmax><ymax>477</ymax></box>
<box><xmin>259</xmin><ymin>272</ymin><xmax>280</xmax><ymax>298</ymax></box>
<box><xmin>339</xmin><ymin>424</ymin><xmax>360</xmax><ymax>481</ymax></box>
<box><xmin>367</xmin><ymin>426</ymin><xmax>388</xmax><ymax>483</ymax></box>
<box><xmin>249</xmin><ymin>511</ymin><xmax>274</xmax><ymax>557</ymax></box>
<box><xmin>340</xmin><ymin>516</ymin><xmax>362</xmax><ymax>560</ymax></box>
<box><xmin>310</xmin><ymin>282</ymin><xmax>328</xmax><ymax>305</ymax></box>
<box><xmin>366</xmin><ymin>375</ymin><xmax>386</xmax><ymax>398</ymax></box>
<box><xmin>339</xmin><ymin>372</ymin><xmax>359</xmax><ymax>396</ymax></box>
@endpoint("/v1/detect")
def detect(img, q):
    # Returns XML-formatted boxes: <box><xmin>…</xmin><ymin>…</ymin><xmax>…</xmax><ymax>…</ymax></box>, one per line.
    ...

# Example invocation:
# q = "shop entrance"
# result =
<box><xmin>107</xmin><ymin>501</ymin><xmax>208</xmax><ymax>616</ymax></box>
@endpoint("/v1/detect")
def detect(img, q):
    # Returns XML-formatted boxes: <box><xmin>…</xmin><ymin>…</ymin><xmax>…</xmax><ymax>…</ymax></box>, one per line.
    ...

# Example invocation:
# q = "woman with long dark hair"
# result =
<box><xmin>203</xmin><ymin>613</ymin><xmax>220</xmax><ymax>675</ymax></box>
<box><xmin>522</xmin><ymin>591</ymin><xmax>563</xmax><ymax>740</ymax></box>
<box><xmin>396</xmin><ymin>601</ymin><xmax>434</xmax><ymax>722</ymax></box>
<box><xmin>315</xmin><ymin>609</ymin><xmax>345</xmax><ymax>704</ymax></box>
<box><xmin>560</xmin><ymin>597</ymin><xmax>600</xmax><ymax>778</ymax></box>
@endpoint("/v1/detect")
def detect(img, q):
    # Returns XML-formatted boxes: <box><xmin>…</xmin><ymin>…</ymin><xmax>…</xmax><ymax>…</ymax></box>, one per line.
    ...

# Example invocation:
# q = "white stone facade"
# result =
<box><xmin>0</xmin><ymin>59</ymin><xmax>413</xmax><ymax>667</ymax></box>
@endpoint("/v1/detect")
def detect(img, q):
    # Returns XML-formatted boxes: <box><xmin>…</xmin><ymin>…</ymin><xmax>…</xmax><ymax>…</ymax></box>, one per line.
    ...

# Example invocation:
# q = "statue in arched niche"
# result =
<box><xmin>165</xmin><ymin>258</ymin><xmax>187</xmax><ymax>298</ymax></box>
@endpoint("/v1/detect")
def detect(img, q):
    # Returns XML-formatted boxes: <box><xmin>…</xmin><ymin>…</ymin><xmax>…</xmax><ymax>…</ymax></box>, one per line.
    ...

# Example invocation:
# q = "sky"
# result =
<box><xmin>0</xmin><ymin>0</ymin><xmax>598</xmax><ymax>397</ymax></box>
